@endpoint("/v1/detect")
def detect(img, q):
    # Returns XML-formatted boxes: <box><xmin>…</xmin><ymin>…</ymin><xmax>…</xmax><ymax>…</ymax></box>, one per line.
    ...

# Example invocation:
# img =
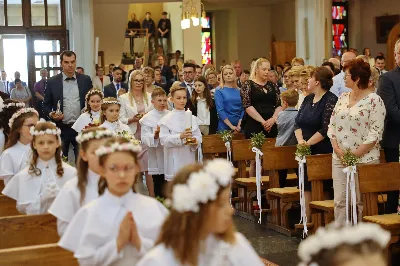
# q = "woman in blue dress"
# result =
<box><xmin>214</xmin><ymin>65</ymin><xmax>244</xmax><ymax>132</ymax></box>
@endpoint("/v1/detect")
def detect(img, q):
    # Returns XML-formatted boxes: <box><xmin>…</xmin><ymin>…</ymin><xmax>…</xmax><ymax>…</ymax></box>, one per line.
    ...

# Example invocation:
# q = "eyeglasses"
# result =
<box><xmin>134</xmin><ymin>79</ymin><xmax>144</xmax><ymax>83</ymax></box>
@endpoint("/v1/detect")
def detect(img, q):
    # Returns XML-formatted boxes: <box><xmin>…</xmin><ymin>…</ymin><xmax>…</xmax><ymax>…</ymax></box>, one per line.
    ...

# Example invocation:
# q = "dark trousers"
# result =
<box><xmin>35</xmin><ymin>101</ymin><xmax>45</xmax><ymax>119</ymax></box>
<box><xmin>152</xmin><ymin>174</ymin><xmax>166</xmax><ymax>198</ymax></box>
<box><xmin>60</xmin><ymin>124</ymin><xmax>78</xmax><ymax>162</ymax></box>
<box><xmin>384</xmin><ymin>147</ymin><xmax>399</xmax><ymax>213</ymax></box>
<box><xmin>278</xmin><ymin>168</ymin><xmax>299</xmax><ymax>188</ymax></box>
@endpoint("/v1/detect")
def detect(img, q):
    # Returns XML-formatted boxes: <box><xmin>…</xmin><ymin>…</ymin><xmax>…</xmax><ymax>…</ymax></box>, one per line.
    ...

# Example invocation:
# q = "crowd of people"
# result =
<box><xmin>0</xmin><ymin>38</ymin><xmax>398</xmax><ymax>265</ymax></box>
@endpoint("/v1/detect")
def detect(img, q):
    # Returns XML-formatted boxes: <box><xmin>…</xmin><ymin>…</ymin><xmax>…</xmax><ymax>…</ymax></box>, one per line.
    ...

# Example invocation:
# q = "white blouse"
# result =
<box><xmin>59</xmin><ymin>189</ymin><xmax>169</xmax><ymax>266</ymax></box>
<box><xmin>196</xmin><ymin>98</ymin><xmax>210</xmax><ymax>126</ymax></box>
<box><xmin>328</xmin><ymin>92</ymin><xmax>386</xmax><ymax>163</ymax></box>
<box><xmin>137</xmin><ymin>232</ymin><xmax>264</xmax><ymax>266</ymax></box>
<box><xmin>119</xmin><ymin>92</ymin><xmax>153</xmax><ymax>134</ymax></box>
<box><xmin>139</xmin><ymin>109</ymin><xmax>169</xmax><ymax>175</ymax></box>
<box><xmin>0</xmin><ymin>141</ymin><xmax>32</xmax><ymax>185</ymax></box>
<box><xmin>48</xmin><ymin>170</ymin><xmax>100</xmax><ymax>236</ymax></box>
<box><xmin>101</xmin><ymin>120</ymin><xmax>133</xmax><ymax>134</ymax></box>
<box><xmin>72</xmin><ymin>111</ymin><xmax>101</xmax><ymax>133</ymax></box>
<box><xmin>158</xmin><ymin>109</ymin><xmax>202</xmax><ymax>181</ymax></box>
<box><xmin>93</xmin><ymin>75</ymin><xmax>111</xmax><ymax>91</ymax></box>
<box><xmin>2</xmin><ymin>158</ymin><xmax>76</xmax><ymax>215</ymax></box>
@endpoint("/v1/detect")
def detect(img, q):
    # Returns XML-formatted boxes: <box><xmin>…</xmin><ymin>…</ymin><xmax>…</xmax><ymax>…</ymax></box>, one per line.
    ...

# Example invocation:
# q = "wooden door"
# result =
<box><xmin>387</xmin><ymin>23</ymin><xmax>400</xmax><ymax>70</ymax></box>
<box><xmin>271</xmin><ymin>41</ymin><xmax>296</xmax><ymax>66</ymax></box>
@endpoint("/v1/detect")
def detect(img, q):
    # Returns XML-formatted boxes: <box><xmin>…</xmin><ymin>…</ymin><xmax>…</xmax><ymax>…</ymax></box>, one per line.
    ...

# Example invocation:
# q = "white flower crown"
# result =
<box><xmin>4</xmin><ymin>102</ymin><xmax>25</xmax><ymax>109</ymax></box>
<box><xmin>95</xmin><ymin>141</ymin><xmax>142</xmax><ymax>156</ymax></box>
<box><xmin>85</xmin><ymin>89</ymin><xmax>104</xmax><ymax>101</ymax></box>
<box><xmin>171</xmin><ymin>159</ymin><xmax>234</xmax><ymax>213</ymax></box>
<box><xmin>298</xmin><ymin>223</ymin><xmax>390</xmax><ymax>265</ymax></box>
<box><xmin>76</xmin><ymin>129</ymin><xmax>115</xmax><ymax>144</ymax></box>
<box><xmin>9</xmin><ymin>108</ymin><xmax>39</xmax><ymax>128</ymax></box>
<box><xmin>102</xmin><ymin>100</ymin><xmax>120</xmax><ymax>105</ymax></box>
<box><xmin>30</xmin><ymin>125</ymin><xmax>61</xmax><ymax>136</ymax></box>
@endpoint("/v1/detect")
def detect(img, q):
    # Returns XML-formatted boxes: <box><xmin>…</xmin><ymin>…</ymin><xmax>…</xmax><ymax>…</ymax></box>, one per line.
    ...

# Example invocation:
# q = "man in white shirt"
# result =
<box><xmin>330</xmin><ymin>52</ymin><xmax>356</xmax><ymax>97</ymax></box>
<box><xmin>375</xmin><ymin>55</ymin><xmax>388</xmax><ymax>75</ymax></box>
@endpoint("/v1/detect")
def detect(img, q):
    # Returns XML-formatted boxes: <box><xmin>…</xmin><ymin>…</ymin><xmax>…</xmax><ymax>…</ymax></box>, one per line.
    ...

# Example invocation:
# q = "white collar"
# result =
<box><xmin>16</xmin><ymin>141</ymin><xmax>31</xmax><ymax>149</ymax></box>
<box><xmin>103</xmin><ymin>120</ymin><xmax>118</xmax><ymax>127</ymax></box>
<box><xmin>104</xmin><ymin>188</ymin><xmax>134</xmax><ymax>207</ymax></box>
<box><xmin>172</xmin><ymin>109</ymin><xmax>185</xmax><ymax>113</ymax></box>
<box><xmin>36</xmin><ymin>157</ymin><xmax>57</xmax><ymax>170</ymax></box>
<box><xmin>87</xmin><ymin>169</ymin><xmax>100</xmax><ymax>184</ymax></box>
<box><xmin>91</xmin><ymin>110</ymin><xmax>100</xmax><ymax>116</ymax></box>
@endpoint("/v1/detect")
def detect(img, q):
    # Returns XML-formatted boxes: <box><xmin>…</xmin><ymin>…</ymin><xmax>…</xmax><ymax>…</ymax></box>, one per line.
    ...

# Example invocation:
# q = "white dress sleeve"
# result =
<box><xmin>159</xmin><ymin>125</ymin><xmax>184</xmax><ymax>148</ymax></box>
<box><xmin>119</xmin><ymin>96</ymin><xmax>131</xmax><ymax>125</ymax></box>
<box><xmin>229</xmin><ymin>233</ymin><xmax>264</xmax><ymax>266</ymax></box>
<box><xmin>0</xmin><ymin>152</ymin><xmax>15</xmax><ymax>183</ymax></box>
<box><xmin>16</xmin><ymin>196</ymin><xmax>41</xmax><ymax>214</ymax></box>
<box><xmin>77</xmin><ymin>239</ymin><xmax>123</xmax><ymax>266</ymax></box>
<box><xmin>191</xmin><ymin>127</ymin><xmax>202</xmax><ymax>152</ymax></box>
<box><xmin>141</xmin><ymin>125</ymin><xmax>159</xmax><ymax>148</ymax></box>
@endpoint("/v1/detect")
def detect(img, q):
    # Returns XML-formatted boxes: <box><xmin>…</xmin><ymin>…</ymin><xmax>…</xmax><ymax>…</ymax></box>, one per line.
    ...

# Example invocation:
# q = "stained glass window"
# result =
<box><xmin>332</xmin><ymin>0</ymin><xmax>348</xmax><ymax>57</ymax></box>
<box><xmin>201</xmin><ymin>14</ymin><xmax>212</xmax><ymax>65</ymax></box>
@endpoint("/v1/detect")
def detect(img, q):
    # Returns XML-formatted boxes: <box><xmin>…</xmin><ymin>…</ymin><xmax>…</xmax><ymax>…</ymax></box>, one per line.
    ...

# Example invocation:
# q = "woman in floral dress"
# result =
<box><xmin>328</xmin><ymin>58</ymin><xmax>386</xmax><ymax>225</ymax></box>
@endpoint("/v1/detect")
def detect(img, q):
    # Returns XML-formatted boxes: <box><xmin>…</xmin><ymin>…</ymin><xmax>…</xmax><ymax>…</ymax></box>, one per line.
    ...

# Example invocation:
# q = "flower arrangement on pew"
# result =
<box><xmin>250</xmin><ymin>132</ymin><xmax>266</xmax><ymax>223</ymax></box>
<box><xmin>295</xmin><ymin>143</ymin><xmax>312</xmax><ymax>237</ymax></box>
<box><xmin>341</xmin><ymin>148</ymin><xmax>360</xmax><ymax>225</ymax></box>
<box><xmin>218</xmin><ymin>130</ymin><xmax>234</xmax><ymax>162</ymax></box>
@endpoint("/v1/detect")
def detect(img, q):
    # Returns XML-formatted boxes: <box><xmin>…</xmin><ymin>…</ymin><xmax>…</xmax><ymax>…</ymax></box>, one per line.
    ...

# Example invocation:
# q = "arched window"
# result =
<box><xmin>332</xmin><ymin>0</ymin><xmax>349</xmax><ymax>57</ymax></box>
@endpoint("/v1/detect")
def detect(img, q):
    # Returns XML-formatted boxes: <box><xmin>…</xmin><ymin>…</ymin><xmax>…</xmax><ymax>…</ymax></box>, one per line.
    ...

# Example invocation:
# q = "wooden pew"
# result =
<box><xmin>0</xmin><ymin>195</ymin><xmax>20</xmax><ymax>217</ymax></box>
<box><xmin>232</xmin><ymin>139</ymin><xmax>275</xmax><ymax>214</ymax></box>
<box><xmin>201</xmin><ymin>133</ymin><xmax>245</xmax><ymax>161</ymax></box>
<box><xmin>0</xmin><ymin>214</ymin><xmax>58</xmax><ymax>249</ymax></box>
<box><xmin>0</xmin><ymin>243</ymin><xmax>78</xmax><ymax>266</ymax></box>
<box><xmin>264</xmin><ymin>146</ymin><xmax>299</xmax><ymax>235</ymax></box>
<box><xmin>307</xmin><ymin>154</ymin><xmax>334</xmax><ymax>233</ymax></box>
<box><xmin>358</xmin><ymin>162</ymin><xmax>400</xmax><ymax>265</ymax></box>
<box><xmin>0</xmin><ymin>180</ymin><xmax>4</xmax><ymax>192</ymax></box>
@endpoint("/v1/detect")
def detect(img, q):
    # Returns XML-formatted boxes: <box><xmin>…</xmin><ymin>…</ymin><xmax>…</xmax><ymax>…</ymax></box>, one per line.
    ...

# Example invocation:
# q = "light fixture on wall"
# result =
<box><xmin>181</xmin><ymin>0</ymin><xmax>206</xmax><ymax>30</ymax></box>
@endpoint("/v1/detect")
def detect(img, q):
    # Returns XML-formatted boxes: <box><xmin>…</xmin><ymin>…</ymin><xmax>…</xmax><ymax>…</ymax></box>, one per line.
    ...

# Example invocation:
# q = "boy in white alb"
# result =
<box><xmin>158</xmin><ymin>85</ymin><xmax>202</xmax><ymax>181</ymax></box>
<box><xmin>139</xmin><ymin>88</ymin><xmax>169</xmax><ymax>197</ymax></box>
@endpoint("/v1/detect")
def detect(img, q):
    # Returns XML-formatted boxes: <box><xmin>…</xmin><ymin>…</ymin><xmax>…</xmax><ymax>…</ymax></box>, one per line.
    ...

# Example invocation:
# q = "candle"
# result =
<box><xmin>184</xmin><ymin>109</ymin><xmax>192</xmax><ymax>129</ymax></box>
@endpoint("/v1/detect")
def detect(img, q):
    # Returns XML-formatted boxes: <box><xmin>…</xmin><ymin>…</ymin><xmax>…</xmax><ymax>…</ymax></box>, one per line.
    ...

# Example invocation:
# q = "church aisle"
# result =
<box><xmin>234</xmin><ymin>216</ymin><xmax>300</xmax><ymax>266</ymax></box>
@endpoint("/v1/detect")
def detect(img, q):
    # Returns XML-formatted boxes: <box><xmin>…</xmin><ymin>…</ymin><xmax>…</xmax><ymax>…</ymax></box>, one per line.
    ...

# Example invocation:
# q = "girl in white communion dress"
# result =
<box><xmin>2</xmin><ymin>121</ymin><xmax>76</xmax><ymax>214</ymax></box>
<box><xmin>59</xmin><ymin>137</ymin><xmax>168</xmax><ymax>266</ymax></box>
<box><xmin>137</xmin><ymin>159</ymin><xmax>264</xmax><ymax>266</ymax></box>
<box><xmin>72</xmin><ymin>88</ymin><xmax>104</xmax><ymax>132</ymax></box>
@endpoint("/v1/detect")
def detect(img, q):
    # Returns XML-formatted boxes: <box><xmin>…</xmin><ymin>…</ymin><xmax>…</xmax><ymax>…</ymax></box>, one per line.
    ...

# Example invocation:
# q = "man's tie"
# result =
<box><xmin>116</xmin><ymin>83</ymin><xmax>120</xmax><ymax>91</ymax></box>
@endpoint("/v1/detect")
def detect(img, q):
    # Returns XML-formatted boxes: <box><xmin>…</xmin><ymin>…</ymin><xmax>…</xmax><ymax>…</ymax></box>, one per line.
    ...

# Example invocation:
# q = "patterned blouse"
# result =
<box><xmin>327</xmin><ymin>92</ymin><xmax>386</xmax><ymax>163</ymax></box>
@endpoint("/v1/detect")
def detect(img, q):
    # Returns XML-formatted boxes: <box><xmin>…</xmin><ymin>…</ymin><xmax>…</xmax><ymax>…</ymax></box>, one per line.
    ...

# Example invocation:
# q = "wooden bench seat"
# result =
<box><xmin>0</xmin><ymin>243</ymin><xmax>78</xmax><ymax>266</ymax></box>
<box><xmin>267</xmin><ymin>187</ymin><xmax>300</xmax><ymax>197</ymax></box>
<box><xmin>363</xmin><ymin>213</ymin><xmax>400</xmax><ymax>230</ymax></box>
<box><xmin>0</xmin><ymin>195</ymin><xmax>20</xmax><ymax>217</ymax></box>
<box><xmin>0</xmin><ymin>214</ymin><xmax>58</xmax><ymax>249</ymax></box>
<box><xmin>310</xmin><ymin>200</ymin><xmax>334</xmax><ymax>211</ymax></box>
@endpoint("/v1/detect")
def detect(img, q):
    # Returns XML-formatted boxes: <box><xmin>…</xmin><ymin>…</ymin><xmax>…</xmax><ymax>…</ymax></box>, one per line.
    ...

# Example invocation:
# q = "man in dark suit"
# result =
<box><xmin>377</xmin><ymin>39</ymin><xmax>400</xmax><ymax>214</ymax></box>
<box><xmin>104</xmin><ymin>66</ymin><xmax>128</xmax><ymax>98</ymax></box>
<box><xmin>158</xmin><ymin>55</ymin><xmax>173</xmax><ymax>82</ymax></box>
<box><xmin>180</xmin><ymin>62</ymin><xmax>196</xmax><ymax>110</ymax></box>
<box><xmin>43</xmin><ymin>50</ymin><xmax>92</xmax><ymax>161</ymax></box>
<box><xmin>0</xmin><ymin>70</ymin><xmax>10</xmax><ymax>95</ymax></box>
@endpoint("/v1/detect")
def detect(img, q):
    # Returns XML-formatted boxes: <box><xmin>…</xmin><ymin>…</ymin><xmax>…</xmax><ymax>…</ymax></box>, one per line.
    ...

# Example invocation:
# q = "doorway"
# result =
<box><xmin>1</xmin><ymin>34</ymin><xmax>28</xmax><ymax>85</ymax></box>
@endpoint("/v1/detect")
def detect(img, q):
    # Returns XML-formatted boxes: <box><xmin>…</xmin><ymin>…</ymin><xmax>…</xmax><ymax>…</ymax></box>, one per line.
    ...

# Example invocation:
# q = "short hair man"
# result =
<box><xmin>76</xmin><ymin>67</ymin><xmax>84</xmax><ymax>74</ymax></box>
<box><xmin>330</xmin><ymin>51</ymin><xmax>356</xmax><ymax>97</ymax></box>
<box><xmin>104</xmin><ymin>66</ymin><xmax>128</xmax><ymax>98</ymax></box>
<box><xmin>374</xmin><ymin>55</ymin><xmax>387</xmax><ymax>74</ymax></box>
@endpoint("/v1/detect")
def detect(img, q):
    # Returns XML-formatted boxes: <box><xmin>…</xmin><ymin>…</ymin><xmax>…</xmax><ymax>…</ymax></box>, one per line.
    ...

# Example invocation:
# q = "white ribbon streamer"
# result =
<box><xmin>343</xmin><ymin>165</ymin><xmax>357</xmax><ymax>225</ymax></box>
<box><xmin>296</xmin><ymin>156</ymin><xmax>308</xmax><ymax>237</ymax></box>
<box><xmin>251</xmin><ymin>147</ymin><xmax>263</xmax><ymax>224</ymax></box>
<box><xmin>225</xmin><ymin>141</ymin><xmax>232</xmax><ymax>162</ymax></box>
<box><xmin>197</xmin><ymin>144</ymin><xmax>203</xmax><ymax>164</ymax></box>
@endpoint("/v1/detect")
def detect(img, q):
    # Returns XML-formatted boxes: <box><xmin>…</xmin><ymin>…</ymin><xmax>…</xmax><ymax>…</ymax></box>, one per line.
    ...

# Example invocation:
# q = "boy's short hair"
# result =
<box><xmin>151</xmin><ymin>87</ymin><xmax>167</xmax><ymax>99</ymax></box>
<box><xmin>170</xmin><ymin>82</ymin><xmax>187</xmax><ymax>97</ymax></box>
<box><xmin>281</xmin><ymin>89</ymin><xmax>299</xmax><ymax>107</ymax></box>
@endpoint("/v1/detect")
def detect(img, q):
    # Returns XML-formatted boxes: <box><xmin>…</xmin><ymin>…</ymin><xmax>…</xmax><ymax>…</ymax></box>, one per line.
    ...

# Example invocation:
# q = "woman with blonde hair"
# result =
<box><xmin>214</xmin><ymin>65</ymin><xmax>244</xmax><ymax>132</ymax></box>
<box><xmin>142</xmin><ymin>67</ymin><xmax>162</xmax><ymax>94</ymax></box>
<box><xmin>242</xmin><ymin>58</ymin><xmax>282</xmax><ymax>176</ymax></box>
<box><xmin>205</xmin><ymin>69</ymin><xmax>219</xmax><ymax>90</ymax></box>
<box><xmin>119</xmin><ymin>70</ymin><xmax>154</xmax><ymax>196</ymax></box>
<box><xmin>368</xmin><ymin>67</ymin><xmax>379</xmax><ymax>92</ymax></box>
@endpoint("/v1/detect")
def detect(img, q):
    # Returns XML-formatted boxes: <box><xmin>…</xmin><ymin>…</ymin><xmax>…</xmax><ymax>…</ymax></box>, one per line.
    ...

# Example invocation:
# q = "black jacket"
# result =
<box><xmin>43</xmin><ymin>72</ymin><xmax>92</xmax><ymax>120</ymax></box>
<box><xmin>103</xmin><ymin>82</ymin><xmax>129</xmax><ymax>98</ymax></box>
<box><xmin>377</xmin><ymin>66</ymin><xmax>400</xmax><ymax>148</ymax></box>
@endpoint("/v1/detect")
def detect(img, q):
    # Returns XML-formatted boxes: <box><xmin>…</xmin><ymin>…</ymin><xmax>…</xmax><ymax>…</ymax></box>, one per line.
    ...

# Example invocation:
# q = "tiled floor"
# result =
<box><xmin>234</xmin><ymin>216</ymin><xmax>300</xmax><ymax>266</ymax></box>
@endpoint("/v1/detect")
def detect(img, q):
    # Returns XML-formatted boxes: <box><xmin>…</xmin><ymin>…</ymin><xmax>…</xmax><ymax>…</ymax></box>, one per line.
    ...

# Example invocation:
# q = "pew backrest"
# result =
<box><xmin>262</xmin><ymin>146</ymin><xmax>298</xmax><ymax>170</ymax></box>
<box><xmin>358</xmin><ymin>163</ymin><xmax>400</xmax><ymax>194</ymax></box>
<box><xmin>0</xmin><ymin>214</ymin><xmax>58</xmax><ymax>249</ymax></box>
<box><xmin>0</xmin><ymin>195</ymin><xmax>20</xmax><ymax>217</ymax></box>
<box><xmin>306</xmin><ymin>154</ymin><xmax>332</xmax><ymax>181</ymax></box>
<box><xmin>232</xmin><ymin>138</ymin><xmax>276</xmax><ymax>162</ymax></box>
<box><xmin>0</xmin><ymin>243</ymin><xmax>78</xmax><ymax>266</ymax></box>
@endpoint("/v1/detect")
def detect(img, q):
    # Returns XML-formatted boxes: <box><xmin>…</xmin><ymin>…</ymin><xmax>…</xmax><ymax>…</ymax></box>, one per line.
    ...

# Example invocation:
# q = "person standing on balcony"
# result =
<box><xmin>157</xmin><ymin>12</ymin><xmax>171</xmax><ymax>55</ymax></box>
<box><xmin>126</xmin><ymin>13</ymin><xmax>141</xmax><ymax>56</ymax></box>
<box><xmin>142</xmin><ymin>12</ymin><xmax>156</xmax><ymax>53</ymax></box>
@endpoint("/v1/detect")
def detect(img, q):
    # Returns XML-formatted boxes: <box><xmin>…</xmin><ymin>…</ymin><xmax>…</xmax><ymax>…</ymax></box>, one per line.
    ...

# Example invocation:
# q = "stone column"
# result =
<box><xmin>65</xmin><ymin>0</ymin><xmax>95</xmax><ymax>77</ymax></box>
<box><xmin>182</xmin><ymin>0</ymin><xmax>202</xmax><ymax>65</ymax></box>
<box><xmin>296</xmin><ymin>0</ymin><xmax>332</xmax><ymax>65</ymax></box>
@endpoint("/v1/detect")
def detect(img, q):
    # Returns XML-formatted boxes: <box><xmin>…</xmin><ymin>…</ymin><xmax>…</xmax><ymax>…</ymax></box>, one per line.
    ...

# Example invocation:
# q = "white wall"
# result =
<box><xmin>163</xmin><ymin>2</ymin><xmax>183</xmax><ymax>52</ymax></box>
<box><xmin>349</xmin><ymin>0</ymin><xmax>400</xmax><ymax>57</ymax></box>
<box><xmin>271</xmin><ymin>0</ymin><xmax>296</xmax><ymax>42</ymax></box>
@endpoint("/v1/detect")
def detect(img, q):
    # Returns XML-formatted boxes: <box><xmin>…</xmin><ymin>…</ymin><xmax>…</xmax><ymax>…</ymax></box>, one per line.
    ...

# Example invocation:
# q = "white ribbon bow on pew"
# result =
<box><xmin>296</xmin><ymin>155</ymin><xmax>308</xmax><ymax>237</ymax></box>
<box><xmin>343</xmin><ymin>165</ymin><xmax>357</xmax><ymax>225</ymax></box>
<box><xmin>198</xmin><ymin>144</ymin><xmax>203</xmax><ymax>163</ymax></box>
<box><xmin>225</xmin><ymin>141</ymin><xmax>232</xmax><ymax>162</ymax></box>
<box><xmin>251</xmin><ymin>147</ymin><xmax>263</xmax><ymax>224</ymax></box>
